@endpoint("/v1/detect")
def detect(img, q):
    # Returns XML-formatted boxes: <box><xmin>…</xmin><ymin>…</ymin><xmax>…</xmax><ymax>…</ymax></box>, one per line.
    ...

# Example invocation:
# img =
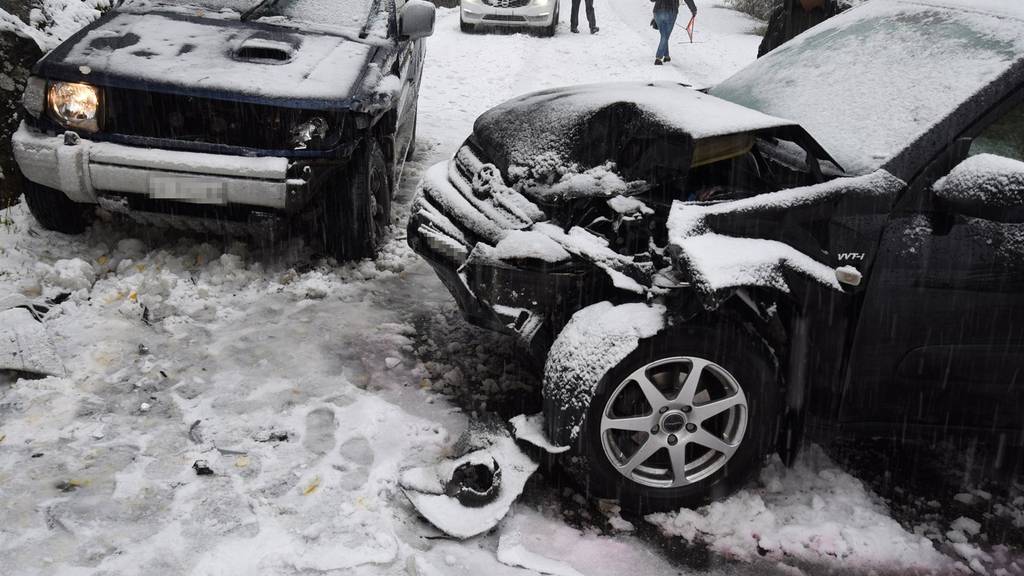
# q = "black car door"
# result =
<box><xmin>841</xmin><ymin>95</ymin><xmax>1024</xmax><ymax>435</ymax></box>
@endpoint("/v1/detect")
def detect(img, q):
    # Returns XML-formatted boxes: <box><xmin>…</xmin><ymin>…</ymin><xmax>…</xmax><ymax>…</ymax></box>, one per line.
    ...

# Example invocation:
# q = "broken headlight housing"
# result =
<box><xmin>290</xmin><ymin>116</ymin><xmax>331</xmax><ymax>150</ymax></box>
<box><xmin>21</xmin><ymin>76</ymin><xmax>47</xmax><ymax>119</ymax></box>
<box><xmin>47</xmin><ymin>81</ymin><xmax>101</xmax><ymax>133</ymax></box>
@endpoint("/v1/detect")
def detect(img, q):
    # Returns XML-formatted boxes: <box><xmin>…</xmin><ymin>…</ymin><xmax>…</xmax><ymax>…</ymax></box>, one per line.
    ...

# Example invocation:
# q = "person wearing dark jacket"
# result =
<box><xmin>757</xmin><ymin>0</ymin><xmax>848</xmax><ymax>57</ymax></box>
<box><xmin>571</xmin><ymin>0</ymin><xmax>599</xmax><ymax>34</ymax></box>
<box><xmin>651</xmin><ymin>0</ymin><xmax>696</xmax><ymax>65</ymax></box>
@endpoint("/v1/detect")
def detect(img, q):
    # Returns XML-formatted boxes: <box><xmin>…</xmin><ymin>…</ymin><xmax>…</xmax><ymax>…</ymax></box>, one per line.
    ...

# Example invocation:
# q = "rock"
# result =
<box><xmin>0</xmin><ymin>20</ymin><xmax>43</xmax><ymax>207</ymax></box>
<box><xmin>192</xmin><ymin>460</ymin><xmax>214</xmax><ymax>476</ymax></box>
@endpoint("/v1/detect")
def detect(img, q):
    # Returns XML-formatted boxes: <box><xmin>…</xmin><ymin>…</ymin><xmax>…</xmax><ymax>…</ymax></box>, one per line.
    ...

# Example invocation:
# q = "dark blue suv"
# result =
<box><xmin>14</xmin><ymin>0</ymin><xmax>435</xmax><ymax>259</ymax></box>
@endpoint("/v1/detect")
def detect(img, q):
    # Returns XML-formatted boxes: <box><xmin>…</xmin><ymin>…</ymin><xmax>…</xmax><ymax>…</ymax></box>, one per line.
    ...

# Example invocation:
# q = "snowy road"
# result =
<box><xmin>1</xmin><ymin>1</ymin><xmax>1022</xmax><ymax>575</ymax></box>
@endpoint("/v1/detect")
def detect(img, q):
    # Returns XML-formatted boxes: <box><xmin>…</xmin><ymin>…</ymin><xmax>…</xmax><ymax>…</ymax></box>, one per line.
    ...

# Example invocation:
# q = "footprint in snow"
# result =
<box><xmin>303</xmin><ymin>408</ymin><xmax>337</xmax><ymax>456</ymax></box>
<box><xmin>336</xmin><ymin>436</ymin><xmax>374</xmax><ymax>490</ymax></box>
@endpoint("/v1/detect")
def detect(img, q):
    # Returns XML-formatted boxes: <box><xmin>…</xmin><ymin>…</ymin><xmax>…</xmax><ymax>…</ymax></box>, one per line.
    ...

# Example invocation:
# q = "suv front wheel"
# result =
<box><xmin>317</xmin><ymin>137</ymin><xmax>391</xmax><ymax>261</ymax></box>
<box><xmin>21</xmin><ymin>176</ymin><xmax>92</xmax><ymax>234</ymax></box>
<box><xmin>565</xmin><ymin>321</ymin><xmax>779</xmax><ymax>513</ymax></box>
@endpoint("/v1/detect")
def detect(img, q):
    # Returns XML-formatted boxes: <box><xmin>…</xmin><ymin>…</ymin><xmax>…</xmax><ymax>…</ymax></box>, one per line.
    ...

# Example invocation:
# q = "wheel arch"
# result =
<box><xmin>542</xmin><ymin>292</ymin><xmax>787</xmax><ymax>450</ymax></box>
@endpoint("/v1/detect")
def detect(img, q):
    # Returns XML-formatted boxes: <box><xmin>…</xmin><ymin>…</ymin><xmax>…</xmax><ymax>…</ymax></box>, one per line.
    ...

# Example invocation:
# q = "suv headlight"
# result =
<box><xmin>48</xmin><ymin>81</ymin><xmax>101</xmax><ymax>133</ymax></box>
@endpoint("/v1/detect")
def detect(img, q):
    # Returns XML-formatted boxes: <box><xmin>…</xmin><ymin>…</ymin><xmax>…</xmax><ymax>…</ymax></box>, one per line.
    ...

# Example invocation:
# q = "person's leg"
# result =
<box><xmin>664</xmin><ymin>10</ymin><xmax>677</xmax><ymax>58</ymax></box>
<box><xmin>570</xmin><ymin>0</ymin><xmax>582</xmax><ymax>31</ymax></box>
<box><xmin>585</xmin><ymin>0</ymin><xmax>597</xmax><ymax>31</ymax></box>
<box><xmin>654</xmin><ymin>11</ymin><xmax>670</xmax><ymax>59</ymax></box>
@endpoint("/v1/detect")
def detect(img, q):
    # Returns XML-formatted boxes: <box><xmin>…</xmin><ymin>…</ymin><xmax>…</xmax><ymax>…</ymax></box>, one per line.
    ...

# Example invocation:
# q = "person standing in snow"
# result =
<box><xmin>570</xmin><ymin>0</ymin><xmax>599</xmax><ymax>34</ymax></box>
<box><xmin>651</xmin><ymin>0</ymin><xmax>697</xmax><ymax>65</ymax></box>
<box><xmin>757</xmin><ymin>0</ymin><xmax>848</xmax><ymax>57</ymax></box>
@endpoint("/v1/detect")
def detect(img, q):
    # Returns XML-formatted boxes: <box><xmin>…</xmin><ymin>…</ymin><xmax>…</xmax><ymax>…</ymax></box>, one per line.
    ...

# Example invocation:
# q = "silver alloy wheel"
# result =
<box><xmin>599</xmin><ymin>357</ymin><xmax>748</xmax><ymax>488</ymax></box>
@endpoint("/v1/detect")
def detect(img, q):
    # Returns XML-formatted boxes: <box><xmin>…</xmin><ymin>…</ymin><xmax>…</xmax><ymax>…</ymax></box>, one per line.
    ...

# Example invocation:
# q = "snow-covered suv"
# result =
<box><xmin>13</xmin><ymin>0</ymin><xmax>435</xmax><ymax>260</ymax></box>
<box><xmin>409</xmin><ymin>0</ymin><xmax>1024</xmax><ymax>511</ymax></box>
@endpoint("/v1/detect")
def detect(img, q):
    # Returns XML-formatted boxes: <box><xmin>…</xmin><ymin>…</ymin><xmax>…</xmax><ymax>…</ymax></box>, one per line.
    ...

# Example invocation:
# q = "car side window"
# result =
<box><xmin>970</xmin><ymin>100</ymin><xmax>1024</xmax><ymax>161</ymax></box>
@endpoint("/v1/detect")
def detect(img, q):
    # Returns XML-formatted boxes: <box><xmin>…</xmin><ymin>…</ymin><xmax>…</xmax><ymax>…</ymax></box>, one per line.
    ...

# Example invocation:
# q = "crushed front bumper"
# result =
<box><xmin>408</xmin><ymin>157</ymin><xmax>601</xmax><ymax>362</ymax></box>
<box><xmin>12</xmin><ymin>123</ymin><xmax>308</xmax><ymax>212</ymax></box>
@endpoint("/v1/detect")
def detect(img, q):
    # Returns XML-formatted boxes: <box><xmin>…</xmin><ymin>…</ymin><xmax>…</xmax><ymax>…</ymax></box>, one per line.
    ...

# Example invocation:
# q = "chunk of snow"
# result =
<box><xmin>509</xmin><ymin>413</ymin><xmax>569</xmax><ymax>454</ymax></box>
<box><xmin>0</xmin><ymin>307</ymin><xmax>66</xmax><ymax>377</ymax></box>
<box><xmin>497</xmin><ymin>531</ymin><xmax>585</xmax><ymax>576</ymax></box>
<box><xmin>647</xmin><ymin>447</ymin><xmax>951</xmax><ymax>572</ymax></box>
<box><xmin>489</xmin><ymin>230</ymin><xmax>571</xmax><ymax>264</ymax></box>
<box><xmin>934</xmin><ymin>154</ymin><xmax>1024</xmax><ymax>207</ymax></box>
<box><xmin>952</xmin><ymin>517</ymin><xmax>983</xmax><ymax>537</ymax></box>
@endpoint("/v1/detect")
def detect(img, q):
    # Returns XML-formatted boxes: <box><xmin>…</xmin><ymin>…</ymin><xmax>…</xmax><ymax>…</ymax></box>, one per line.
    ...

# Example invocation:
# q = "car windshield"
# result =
<box><xmin>128</xmin><ymin>0</ymin><xmax>382</xmax><ymax>34</ymax></box>
<box><xmin>710</xmin><ymin>0</ymin><xmax>1024</xmax><ymax>176</ymax></box>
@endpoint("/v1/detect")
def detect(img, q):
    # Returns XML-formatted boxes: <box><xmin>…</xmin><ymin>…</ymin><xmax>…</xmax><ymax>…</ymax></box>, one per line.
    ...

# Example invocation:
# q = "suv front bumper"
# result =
<box><xmin>12</xmin><ymin>123</ymin><xmax>304</xmax><ymax>211</ymax></box>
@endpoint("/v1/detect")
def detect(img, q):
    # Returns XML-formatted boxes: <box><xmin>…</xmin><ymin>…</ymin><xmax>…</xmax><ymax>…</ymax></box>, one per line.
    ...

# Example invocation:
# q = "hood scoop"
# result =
<box><xmin>234</xmin><ymin>35</ymin><xmax>299</xmax><ymax>64</ymax></box>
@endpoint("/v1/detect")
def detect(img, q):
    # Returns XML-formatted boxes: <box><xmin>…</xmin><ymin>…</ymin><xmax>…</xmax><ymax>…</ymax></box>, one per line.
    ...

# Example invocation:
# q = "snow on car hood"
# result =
<box><xmin>470</xmin><ymin>82</ymin><xmax>835</xmax><ymax>201</ymax></box>
<box><xmin>39</xmin><ymin>10</ymin><xmax>378</xmax><ymax>103</ymax></box>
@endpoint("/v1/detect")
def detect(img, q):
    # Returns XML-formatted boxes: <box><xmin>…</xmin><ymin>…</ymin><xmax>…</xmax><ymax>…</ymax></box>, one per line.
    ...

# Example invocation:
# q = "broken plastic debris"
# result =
<box><xmin>385</xmin><ymin>357</ymin><xmax>401</xmax><ymax>369</ymax></box>
<box><xmin>835</xmin><ymin>265</ymin><xmax>863</xmax><ymax>287</ymax></box>
<box><xmin>509</xmin><ymin>414</ymin><xmax>570</xmax><ymax>454</ymax></box>
<box><xmin>400</xmin><ymin>433</ymin><xmax>538</xmax><ymax>539</ymax></box>
<box><xmin>444</xmin><ymin>458</ymin><xmax>501</xmax><ymax>507</ymax></box>
<box><xmin>192</xmin><ymin>460</ymin><xmax>214</xmax><ymax>476</ymax></box>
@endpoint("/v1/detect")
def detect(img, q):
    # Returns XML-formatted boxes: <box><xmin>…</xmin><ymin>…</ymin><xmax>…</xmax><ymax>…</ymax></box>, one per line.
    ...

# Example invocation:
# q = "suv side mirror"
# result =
<box><xmin>399</xmin><ymin>0</ymin><xmax>436</xmax><ymax>40</ymax></box>
<box><xmin>934</xmin><ymin>154</ymin><xmax>1024</xmax><ymax>223</ymax></box>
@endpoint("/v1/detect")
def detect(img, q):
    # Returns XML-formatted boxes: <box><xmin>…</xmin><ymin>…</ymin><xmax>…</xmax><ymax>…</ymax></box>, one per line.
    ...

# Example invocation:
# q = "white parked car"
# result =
<box><xmin>460</xmin><ymin>0</ymin><xmax>560</xmax><ymax>36</ymax></box>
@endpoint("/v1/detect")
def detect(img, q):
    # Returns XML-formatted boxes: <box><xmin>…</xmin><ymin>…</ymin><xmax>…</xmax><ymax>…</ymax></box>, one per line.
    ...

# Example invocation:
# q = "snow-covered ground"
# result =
<box><xmin>1</xmin><ymin>1</ymin><xmax>1022</xmax><ymax>575</ymax></box>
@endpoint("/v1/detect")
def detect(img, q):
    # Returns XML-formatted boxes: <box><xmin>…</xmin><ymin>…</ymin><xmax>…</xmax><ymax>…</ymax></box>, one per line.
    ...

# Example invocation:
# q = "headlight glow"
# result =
<box><xmin>48</xmin><ymin>81</ymin><xmax>101</xmax><ymax>133</ymax></box>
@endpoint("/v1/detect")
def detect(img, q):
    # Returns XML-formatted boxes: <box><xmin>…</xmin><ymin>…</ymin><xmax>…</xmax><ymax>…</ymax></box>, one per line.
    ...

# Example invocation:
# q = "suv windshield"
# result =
<box><xmin>128</xmin><ymin>0</ymin><xmax>381</xmax><ymax>34</ymax></box>
<box><xmin>710</xmin><ymin>0</ymin><xmax>1024</xmax><ymax>176</ymax></box>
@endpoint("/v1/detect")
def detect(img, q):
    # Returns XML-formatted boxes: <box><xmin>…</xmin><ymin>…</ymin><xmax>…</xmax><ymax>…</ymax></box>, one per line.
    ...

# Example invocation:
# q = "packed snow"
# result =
<box><xmin>2</xmin><ymin>0</ymin><xmax>1021</xmax><ymax>575</ymax></box>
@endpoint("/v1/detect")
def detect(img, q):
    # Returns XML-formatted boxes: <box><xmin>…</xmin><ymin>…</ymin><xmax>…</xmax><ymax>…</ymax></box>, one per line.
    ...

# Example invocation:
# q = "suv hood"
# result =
<box><xmin>36</xmin><ymin>10</ymin><xmax>380</xmax><ymax>106</ymax></box>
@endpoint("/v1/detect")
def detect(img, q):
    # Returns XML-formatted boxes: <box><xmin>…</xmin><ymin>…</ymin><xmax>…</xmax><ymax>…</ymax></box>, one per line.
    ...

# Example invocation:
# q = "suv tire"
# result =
<box><xmin>21</xmin><ymin>177</ymin><xmax>92</xmax><ymax>234</ymax></box>
<box><xmin>318</xmin><ymin>137</ymin><xmax>391</xmax><ymax>261</ymax></box>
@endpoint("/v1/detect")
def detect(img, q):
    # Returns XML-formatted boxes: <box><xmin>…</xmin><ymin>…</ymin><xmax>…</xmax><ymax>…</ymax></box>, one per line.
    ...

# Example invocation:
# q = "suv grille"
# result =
<box><xmin>482</xmin><ymin>0</ymin><xmax>531</xmax><ymax>8</ymax></box>
<box><xmin>102</xmin><ymin>88</ymin><xmax>306</xmax><ymax>150</ymax></box>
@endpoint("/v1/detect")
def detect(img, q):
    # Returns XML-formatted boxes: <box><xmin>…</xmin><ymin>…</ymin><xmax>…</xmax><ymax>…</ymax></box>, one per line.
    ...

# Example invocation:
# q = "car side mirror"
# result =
<box><xmin>934</xmin><ymin>153</ymin><xmax>1024</xmax><ymax>223</ymax></box>
<box><xmin>399</xmin><ymin>0</ymin><xmax>436</xmax><ymax>40</ymax></box>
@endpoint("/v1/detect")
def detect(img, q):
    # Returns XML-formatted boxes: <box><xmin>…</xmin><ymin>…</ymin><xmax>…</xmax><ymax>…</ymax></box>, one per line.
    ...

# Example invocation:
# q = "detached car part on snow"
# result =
<box><xmin>410</xmin><ymin>0</ymin><xmax>1024</xmax><ymax>511</ymax></box>
<box><xmin>12</xmin><ymin>0</ymin><xmax>435</xmax><ymax>260</ymax></box>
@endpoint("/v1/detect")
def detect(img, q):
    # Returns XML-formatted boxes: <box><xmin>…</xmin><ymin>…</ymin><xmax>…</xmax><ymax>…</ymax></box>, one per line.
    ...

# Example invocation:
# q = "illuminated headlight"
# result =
<box><xmin>47</xmin><ymin>81</ymin><xmax>101</xmax><ymax>133</ymax></box>
<box><xmin>22</xmin><ymin>77</ymin><xmax>47</xmax><ymax>118</ymax></box>
<box><xmin>290</xmin><ymin>116</ymin><xmax>329</xmax><ymax>150</ymax></box>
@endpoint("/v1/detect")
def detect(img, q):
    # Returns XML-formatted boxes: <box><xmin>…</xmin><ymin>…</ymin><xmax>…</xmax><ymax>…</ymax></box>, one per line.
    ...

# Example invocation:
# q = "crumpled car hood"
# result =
<box><xmin>470</xmin><ymin>81</ymin><xmax>837</xmax><ymax>202</ymax></box>
<box><xmin>37</xmin><ymin>9</ymin><xmax>378</xmax><ymax>105</ymax></box>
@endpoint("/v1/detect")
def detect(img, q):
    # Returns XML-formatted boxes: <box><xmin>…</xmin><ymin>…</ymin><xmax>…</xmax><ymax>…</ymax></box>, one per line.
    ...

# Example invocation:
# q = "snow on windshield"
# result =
<box><xmin>711</xmin><ymin>0</ymin><xmax>1024</xmax><ymax>176</ymax></box>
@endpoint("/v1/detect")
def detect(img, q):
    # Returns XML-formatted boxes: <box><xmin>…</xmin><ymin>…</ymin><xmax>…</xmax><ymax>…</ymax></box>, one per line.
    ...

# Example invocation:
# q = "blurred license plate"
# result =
<box><xmin>149</xmin><ymin>176</ymin><xmax>227</xmax><ymax>204</ymax></box>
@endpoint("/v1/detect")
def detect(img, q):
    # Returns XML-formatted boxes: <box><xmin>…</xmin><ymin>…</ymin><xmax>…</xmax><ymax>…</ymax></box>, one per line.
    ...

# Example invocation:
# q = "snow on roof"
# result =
<box><xmin>668</xmin><ymin>170</ymin><xmax>904</xmax><ymax>296</ymax></box>
<box><xmin>711</xmin><ymin>0</ymin><xmax>1024</xmax><ymax>176</ymax></box>
<box><xmin>57</xmin><ymin>11</ymin><xmax>374</xmax><ymax>100</ymax></box>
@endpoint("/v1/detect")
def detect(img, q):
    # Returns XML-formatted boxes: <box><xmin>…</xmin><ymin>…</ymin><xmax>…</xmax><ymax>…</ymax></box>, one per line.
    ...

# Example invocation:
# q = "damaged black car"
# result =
<box><xmin>409</xmin><ymin>0</ymin><xmax>1024</xmax><ymax>511</ymax></box>
<box><xmin>13</xmin><ymin>0</ymin><xmax>435</xmax><ymax>260</ymax></box>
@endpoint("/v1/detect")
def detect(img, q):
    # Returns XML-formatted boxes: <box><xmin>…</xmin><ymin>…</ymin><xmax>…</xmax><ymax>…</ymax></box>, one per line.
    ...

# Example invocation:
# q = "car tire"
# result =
<box><xmin>540</xmin><ymin>6</ymin><xmax>558</xmax><ymax>37</ymax></box>
<box><xmin>565</xmin><ymin>319</ymin><xmax>779</xmax><ymax>513</ymax></box>
<box><xmin>319</xmin><ymin>137</ymin><xmax>391</xmax><ymax>261</ymax></box>
<box><xmin>20</xmin><ymin>176</ymin><xmax>92</xmax><ymax>234</ymax></box>
<box><xmin>460</xmin><ymin>17</ymin><xmax>474</xmax><ymax>33</ymax></box>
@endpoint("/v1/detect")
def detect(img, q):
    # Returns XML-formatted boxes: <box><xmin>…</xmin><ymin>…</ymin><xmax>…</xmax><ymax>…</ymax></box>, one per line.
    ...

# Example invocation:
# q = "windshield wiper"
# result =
<box><xmin>241</xmin><ymin>0</ymin><xmax>280</xmax><ymax>21</ymax></box>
